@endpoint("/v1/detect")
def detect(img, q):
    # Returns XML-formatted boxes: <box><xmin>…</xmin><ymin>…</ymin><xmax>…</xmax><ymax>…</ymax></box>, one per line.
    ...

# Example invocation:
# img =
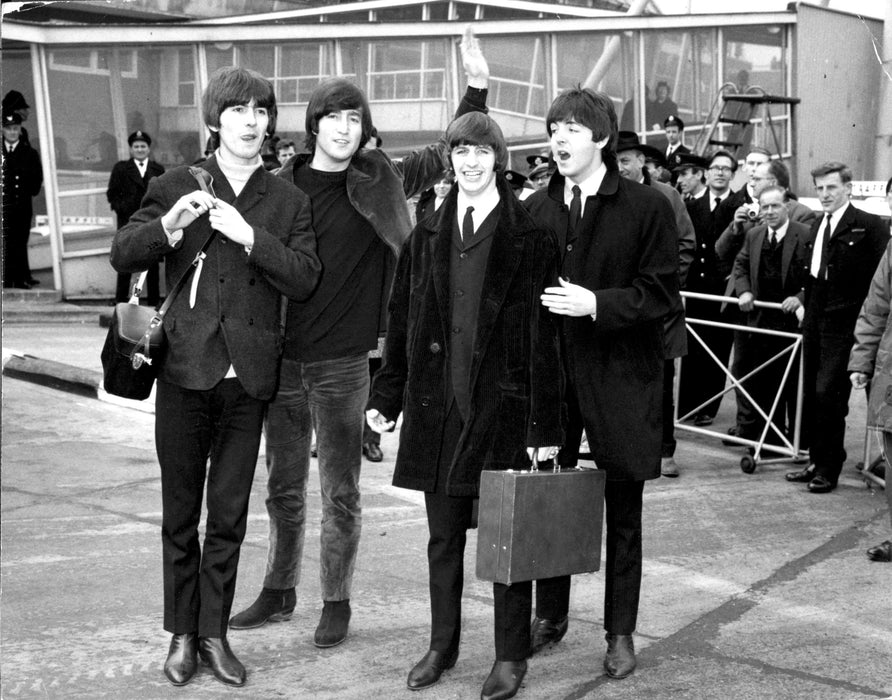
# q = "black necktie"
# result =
<box><xmin>714</xmin><ymin>197</ymin><xmax>721</xmax><ymax>212</ymax></box>
<box><xmin>568</xmin><ymin>185</ymin><xmax>582</xmax><ymax>238</ymax></box>
<box><xmin>768</xmin><ymin>229</ymin><xmax>777</xmax><ymax>250</ymax></box>
<box><xmin>462</xmin><ymin>206</ymin><xmax>474</xmax><ymax>241</ymax></box>
<box><xmin>818</xmin><ymin>213</ymin><xmax>832</xmax><ymax>279</ymax></box>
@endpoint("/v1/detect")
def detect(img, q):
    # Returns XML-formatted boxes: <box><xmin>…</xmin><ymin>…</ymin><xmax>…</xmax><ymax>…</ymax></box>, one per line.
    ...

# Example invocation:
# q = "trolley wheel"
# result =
<box><xmin>740</xmin><ymin>455</ymin><xmax>756</xmax><ymax>474</ymax></box>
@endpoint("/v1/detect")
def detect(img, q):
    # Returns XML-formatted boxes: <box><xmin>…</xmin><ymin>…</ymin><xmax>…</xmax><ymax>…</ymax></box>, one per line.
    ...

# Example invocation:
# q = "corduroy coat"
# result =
<box><xmin>368</xmin><ymin>176</ymin><xmax>564</xmax><ymax>498</ymax></box>
<box><xmin>110</xmin><ymin>156</ymin><xmax>321</xmax><ymax>401</ymax></box>
<box><xmin>849</xmin><ymin>240</ymin><xmax>892</xmax><ymax>431</ymax></box>
<box><xmin>524</xmin><ymin>166</ymin><xmax>678</xmax><ymax>482</ymax></box>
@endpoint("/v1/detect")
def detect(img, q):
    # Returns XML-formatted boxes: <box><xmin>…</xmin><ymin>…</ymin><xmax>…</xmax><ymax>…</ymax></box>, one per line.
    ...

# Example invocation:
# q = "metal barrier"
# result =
<box><xmin>676</xmin><ymin>291</ymin><xmax>809</xmax><ymax>473</ymax></box>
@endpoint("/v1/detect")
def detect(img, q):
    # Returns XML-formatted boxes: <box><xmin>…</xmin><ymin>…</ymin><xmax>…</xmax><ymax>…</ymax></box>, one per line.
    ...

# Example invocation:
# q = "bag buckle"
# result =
<box><xmin>132</xmin><ymin>352</ymin><xmax>152</xmax><ymax>369</ymax></box>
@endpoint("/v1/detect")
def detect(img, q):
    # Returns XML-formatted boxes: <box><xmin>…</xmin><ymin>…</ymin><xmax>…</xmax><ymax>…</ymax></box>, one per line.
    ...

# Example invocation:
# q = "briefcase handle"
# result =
<box><xmin>530</xmin><ymin>453</ymin><xmax>561</xmax><ymax>473</ymax></box>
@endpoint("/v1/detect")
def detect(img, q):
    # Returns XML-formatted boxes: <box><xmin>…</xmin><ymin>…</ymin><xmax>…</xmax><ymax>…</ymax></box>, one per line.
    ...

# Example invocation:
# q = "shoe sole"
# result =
<box><xmin>313</xmin><ymin>634</ymin><xmax>347</xmax><ymax>649</ymax></box>
<box><xmin>229</xmin><ymin>610</ymin><xmax>294</xmax><ymax>630</ymax></box>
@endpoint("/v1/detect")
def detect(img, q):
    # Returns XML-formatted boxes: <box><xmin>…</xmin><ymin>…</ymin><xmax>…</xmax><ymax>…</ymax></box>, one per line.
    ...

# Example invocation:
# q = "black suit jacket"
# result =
<box><xmin>110</xmin><ymin>156</ymin><xmax>321</xmax><ymax>400</ymax></box>
<box><xmin>733</xmin><ymin>220</ymin><xmax>814</xmax><ymax>327</ymax></box>
<box><xmin>803</xmin><ymin>203</ymin><xmax>889</xmax><ymax>333</ymax></box>
<box><xmin>107</xmin><ymin>158</ymin><xmax>165</xmax><ymax>228</ymax></box>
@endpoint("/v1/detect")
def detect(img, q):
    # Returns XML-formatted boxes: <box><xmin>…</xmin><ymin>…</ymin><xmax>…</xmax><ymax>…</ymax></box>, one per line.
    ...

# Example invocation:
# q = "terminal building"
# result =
<box><xmin>2</xmin><ymin>0</ymin><xmax>888</xmax><ymax>297</ymax></box>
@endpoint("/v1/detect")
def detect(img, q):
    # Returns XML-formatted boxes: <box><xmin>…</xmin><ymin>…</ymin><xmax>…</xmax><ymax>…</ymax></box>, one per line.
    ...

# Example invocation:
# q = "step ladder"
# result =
<box><xmin>694</xmin><ymin>83</ymin><xmax>800</xmax><ymax>159</ymax></box>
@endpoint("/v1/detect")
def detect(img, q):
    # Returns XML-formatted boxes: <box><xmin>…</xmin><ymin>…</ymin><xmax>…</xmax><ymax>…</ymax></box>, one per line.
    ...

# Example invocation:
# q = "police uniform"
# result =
<box><xmin>2</xmin><ymin>111</ymin><xmax>43</xmax><ymax>288</ymax></box>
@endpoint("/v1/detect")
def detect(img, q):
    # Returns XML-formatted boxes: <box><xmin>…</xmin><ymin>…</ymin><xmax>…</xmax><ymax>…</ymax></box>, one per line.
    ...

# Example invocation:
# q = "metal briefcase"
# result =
<box><xmin>475</xmin><ymin>462</ymin><xmax>606</xmax><ymax>585</ymax></box>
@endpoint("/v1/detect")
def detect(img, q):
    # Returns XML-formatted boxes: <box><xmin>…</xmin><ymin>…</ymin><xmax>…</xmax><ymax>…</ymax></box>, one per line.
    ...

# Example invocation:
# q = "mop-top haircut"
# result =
<box><xmin>545</xmin><ymin>85</ymin><xmax>618</xmax><ymax>164</ymax></box>
<box><xmin>444</xmin><ymin>112</ymin><xmax>509</xmax><ymax>173</ymax></box>
<box><xmin>203</xmin><ymin>66</ymin><xmax>277</xmax><ymax>137</ymax></box>
<box><xmin>304</xmin><ymin>77</ymin><xmax>373</xmax><ymax>156</ymax></box>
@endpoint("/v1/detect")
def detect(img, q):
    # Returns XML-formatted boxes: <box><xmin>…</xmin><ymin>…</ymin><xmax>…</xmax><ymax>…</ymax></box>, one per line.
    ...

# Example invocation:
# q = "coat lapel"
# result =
<box><xmin>429</xmin><ymin>195</ymin><xmax>455</xmax><ymax>347</ymax></box>
<box><xmin>750</xmin><ymin>228</ymin><xmax>765</xmax><ymax>292</ymax></box>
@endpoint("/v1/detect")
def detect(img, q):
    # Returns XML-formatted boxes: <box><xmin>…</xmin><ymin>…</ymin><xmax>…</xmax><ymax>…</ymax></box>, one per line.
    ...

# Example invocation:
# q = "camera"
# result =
<box><xmin>743</xmin><ymin>202</ymin><xmax>760</xmax><ymax>220</ymax></box>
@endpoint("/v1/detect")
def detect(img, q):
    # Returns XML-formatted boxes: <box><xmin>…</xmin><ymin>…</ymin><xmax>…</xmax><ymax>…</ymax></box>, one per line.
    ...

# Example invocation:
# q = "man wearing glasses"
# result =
<box><xmin>678</xmin><ymin>150</ymin><xmax>739</xmax><ymax>427</ymax></box>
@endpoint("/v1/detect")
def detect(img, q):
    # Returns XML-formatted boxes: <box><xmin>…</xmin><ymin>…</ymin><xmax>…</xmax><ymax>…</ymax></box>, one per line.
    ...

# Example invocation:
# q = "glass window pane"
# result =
<box><xmin>427</xmin><ymin>2</ymin><xmax>449</xmax><ymax>21</ymax></box>
<box><xmin>484</xmin><ymin>35</ymin><xmax>546</xmax><ymax>118</ymax></box>
<box><xmin>240</xmin><ymin>45</ymin><xmax>274</xmax><ymax>76</ymax></box>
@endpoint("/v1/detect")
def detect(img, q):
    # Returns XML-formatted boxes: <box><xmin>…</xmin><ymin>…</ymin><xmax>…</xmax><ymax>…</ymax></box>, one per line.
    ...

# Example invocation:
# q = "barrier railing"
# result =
<box><xmin>676</xmin><ymin>291</ymin><xmax>808</xmax><ymax>473</ymax></box>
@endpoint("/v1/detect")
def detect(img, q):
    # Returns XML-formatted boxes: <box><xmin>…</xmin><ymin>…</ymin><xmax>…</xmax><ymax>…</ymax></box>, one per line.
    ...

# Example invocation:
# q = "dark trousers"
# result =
<box><xmin>2</xmin><ymin>211</ymin><xmax>32</xmax><ymax>286</ymax></box>
<box><xmin>678</xmin><ymin>295</ymin><xmax>734</xmax><ymax>420</ymax></box>
<box><xmin>662</xmin><ymin>359</ymin><xmax>676</xmax><ymax>458</ymax></box>
<box><xmin>155</xmin><ymin>377</ymin><xmax>265</xmax><ymax>638</ymax></box>
<box><xmin>544</xmin><ymin>384</ymin><xmax>645</xmax><ymax>634</ymax></box>
<box><xmin>803</xmin><ymin>319</ymin><xmax>853</xmax><ymax>483</ymax></box>
<box><xmin>424</xmin><ymin>402</ymin><xmax>531</xmax><ymax>661</ymax></box>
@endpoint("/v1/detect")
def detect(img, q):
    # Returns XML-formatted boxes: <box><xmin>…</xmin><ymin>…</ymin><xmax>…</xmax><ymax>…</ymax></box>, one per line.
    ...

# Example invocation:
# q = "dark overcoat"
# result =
<box><xmin>524</xmin><ymin>167</ymin><xmax>678</xmax><ymax>482</ymax></box>
<box><xmin>106</xmin><ymin>158</ymin><xmax>166</xmax><ymax>228</ymax></box>
<box><xmin>368</xmin><ymin>176</ymin><xmax>564</xmax><ymax>498</ymax></box>
<box><xmin>109</xmin><ymin>155</ymin><xmax>321</xmax><ymax>400</ymax></box>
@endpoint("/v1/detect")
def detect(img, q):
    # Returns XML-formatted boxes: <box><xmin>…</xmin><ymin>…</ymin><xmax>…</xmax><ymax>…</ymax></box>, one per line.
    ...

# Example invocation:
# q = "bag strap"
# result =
<box><xmin>130</xmin><ymin>167</ymin><xmax>219</xmax><ymax>365</ymax></box>
<box><xmin>128</xmin><ymin>270</ymin><xmax>149</xmax><ymax>304</ymax></box>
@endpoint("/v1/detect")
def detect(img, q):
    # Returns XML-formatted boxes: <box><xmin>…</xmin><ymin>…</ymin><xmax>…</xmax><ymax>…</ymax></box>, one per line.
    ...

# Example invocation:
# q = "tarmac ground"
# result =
<box><xmin>2</xmin><ymin>299</ymin><xmax>891</xmax><ymax>699</ymax></box>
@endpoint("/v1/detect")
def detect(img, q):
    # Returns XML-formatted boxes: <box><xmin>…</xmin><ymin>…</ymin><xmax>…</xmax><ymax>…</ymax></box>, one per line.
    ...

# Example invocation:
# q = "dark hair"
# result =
<box><xmin>545</xmin><ymin>86</ymin><xmax>617</xmax><ymax>164</ymax></box>
<box><xmin>708</xmin><ymin>149</ymin><xmax>738</xmax><ymax>172</ymax></box>
<box><xmin>762</xmin><ymin>159</ymin><xmax>790</xmax><ymax>190</ymax></box>
<box><xmin>304</xmin><ymin>78</ymin><xmax>372</xmax><ymax>156</ymax></box>
<box><xmin>276</xmin><ymin>139</ymin><xmax>296</xmax><ymax>154</ymax></box>
<box><xmin>810</xmin><ymin>161</ymin><xmax>852</xmax><ymax>184</ymax></box>
<box><xmin>367</xmin><ymin>126</ymin><xmax>382</xmax><ymax>148</ymax></box>
<box><xmin>656</xmin><ymin>81</ymin><xmax>671</xmax><ymax>95</ymax></box>
<box><xmin>444</xmin><ymin>112</ymin><xmax>509</xmax><ymax>172</ymax></box>
<box><xmin>757</xmin><ymin>184</ymin><xmax>786</xmax><ymax>203</ymax></box>
<box><xmin>202</xmin><ymin>66</ymin><xmax>277</xmax><ymax>137</ymax></box>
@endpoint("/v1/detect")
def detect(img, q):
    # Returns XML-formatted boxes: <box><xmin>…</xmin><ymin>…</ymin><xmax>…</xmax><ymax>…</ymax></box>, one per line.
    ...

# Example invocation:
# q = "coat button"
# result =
<box><xmin>429</xmin><ymin>342</ymin><xmax>441</xmax><ymax>353</ymax></box>
<box><xmin>566</xmin><ymin>244</ymin><xmax>573</xmax><ymax>251</ymax></box>
<box><xmin>459</xmin><ymin>252</ymin><xmax>467</xmax><ymax>259</ymax></box>
<box><xmin>452</xmin><ymin>326</ymin><xmax>461</xmax><ymax>334</ymax></box>
<box><xmin>421</xmin><ymin>397</ymin><xmax>431</xmax><ymax>407</ymax></box>
<box><xmin>219</xmin><ymin>277</ymin><xmax>225</xmax><ymax>283</ymax></box>
<box><xmin>220</xmin><ymin>315</ymin><xmax>226</xmax><ymax>323</ymax></box>
<box><xmin>249</xmin><ymin>278</ymin><xmax>256</xmax><ymax>285</ymax></box>
<box><xmin>454</xmin><ymin>289</ymin><xmax>464</xmax><ymax>297</ymax></box>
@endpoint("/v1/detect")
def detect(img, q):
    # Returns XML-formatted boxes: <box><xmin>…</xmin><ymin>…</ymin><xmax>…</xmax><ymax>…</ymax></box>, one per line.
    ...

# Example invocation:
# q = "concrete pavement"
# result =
<box><xmin>2</xmin><ymin>300</ymin><xmax>891</xmax><ymax>699</ymax></box>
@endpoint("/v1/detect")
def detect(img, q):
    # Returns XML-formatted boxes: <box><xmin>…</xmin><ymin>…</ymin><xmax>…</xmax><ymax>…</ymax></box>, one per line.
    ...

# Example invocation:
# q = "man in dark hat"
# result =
<box><xmin>2</xmin><ymin>90</ymin><xmax>31</xmax><ymax>147</ymax></box>
<box><xmin>616</xmin><ymin>130</ymin><xmax>694</xmax><ymax>477</ymax></box>
<box><xmin>504</xmin><ymin>169</ymin><xmax>533</xmax><ymax>199</ymax></box>
<box><xmin>2</xmin><ymin>110</ymin><xmax>43</xmax><ymax>289</ymax></box>
<box><xmin>526</xmin><ymin>152</ymin><xmax>554</xmax><ymax>191</ymax></box>
<box><xmin>673</xmin><ymin>152</ymin><xmax>709</xmax><ymax>201</ymax></box>
<box><xmin>663</xmin><ymin>115</ymin><xmax>689</xmax><ymax>162</ymax></box>
<box><xmin>107</xmin><ymin>130</ymin><xmax>165</xmax><ymax>304</ymax></box>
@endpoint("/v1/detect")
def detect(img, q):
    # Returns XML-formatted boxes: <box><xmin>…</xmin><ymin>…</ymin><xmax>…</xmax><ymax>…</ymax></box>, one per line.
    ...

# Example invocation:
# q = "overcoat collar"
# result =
<box><xmin>423</xmin><ymin>175</ymin><xmax>535</xmax><ymax>389</ymax></box>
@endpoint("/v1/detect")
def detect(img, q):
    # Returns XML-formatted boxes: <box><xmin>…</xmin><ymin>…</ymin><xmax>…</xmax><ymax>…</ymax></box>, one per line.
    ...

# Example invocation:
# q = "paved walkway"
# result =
<box><xmin>2</xmin><ymin>300</ymin><xmax>890</xmax><ymax>699</ymax></box>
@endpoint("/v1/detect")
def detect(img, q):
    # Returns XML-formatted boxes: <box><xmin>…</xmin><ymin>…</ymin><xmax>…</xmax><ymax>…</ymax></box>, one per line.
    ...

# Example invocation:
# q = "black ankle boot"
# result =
<box><xmin>229</xmin><ymin>587</ymin><xmax>296</xmax><ymax>629</ymax></box>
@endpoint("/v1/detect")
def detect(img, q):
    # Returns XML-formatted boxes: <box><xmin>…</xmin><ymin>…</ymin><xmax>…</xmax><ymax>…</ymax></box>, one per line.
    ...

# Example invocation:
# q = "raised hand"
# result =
<box><xmin>460</xmin><ymin>25</ymin><xmax>489</xmax><ymax>89</ymax></box>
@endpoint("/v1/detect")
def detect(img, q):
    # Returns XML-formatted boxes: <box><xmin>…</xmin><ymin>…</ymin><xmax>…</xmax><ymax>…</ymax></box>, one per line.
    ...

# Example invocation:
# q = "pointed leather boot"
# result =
<box><xmin>163</xmin><ymin>633</ymin><xmax>197</xmax><ymax>686</ymax></box>
<box><xmin>407</xmin><ymin>648</ymin><xmax>459</xmax><ymax>690</ymax></box>
<box><xmin>604</xmin><ymin>633</ymin><xmax>636</xmax><ymax>679</ymax></box>
<box><xmin>481</xmin><ymin>660</ymin><xmax>527</xmax><ymax>700</ymax></box>
<box><xmin>198</xmin><ymin>636</ymin><xmax>246</xmax><ymax>687</ymax></box>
